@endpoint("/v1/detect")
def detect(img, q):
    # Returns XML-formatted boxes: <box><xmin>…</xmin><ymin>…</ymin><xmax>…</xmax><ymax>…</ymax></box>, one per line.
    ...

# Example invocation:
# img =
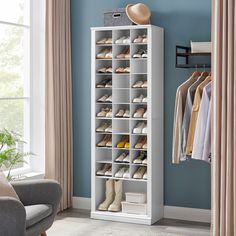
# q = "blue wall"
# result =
<box><xmin>71</xmin><ymin>0</ymin><xmax>211</xmax><ymax>209</ymax></box>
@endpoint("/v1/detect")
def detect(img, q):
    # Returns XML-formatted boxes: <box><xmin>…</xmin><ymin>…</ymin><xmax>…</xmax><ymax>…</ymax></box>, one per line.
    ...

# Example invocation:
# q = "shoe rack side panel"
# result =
<box><xmin>91</xmin><ymin>28</ymin><xmax>96</xmax><ymax>213</ymax></box>
<box><xmin>148</xmin><ymin>25</ymin><xmax>164</xmax><ymax>223</ymax></box>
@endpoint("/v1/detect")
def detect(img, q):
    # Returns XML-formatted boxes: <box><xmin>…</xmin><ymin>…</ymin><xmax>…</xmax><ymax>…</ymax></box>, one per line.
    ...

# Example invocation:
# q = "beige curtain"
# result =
<box><xmin>212</xmin><ymin>0</ymin><xmax>236</xmax><ymax>235</ymax></box>
<box><xmin>45</xmin><ymin>0</ymin><xmax>73</xmax><ymax>211</ymax></box>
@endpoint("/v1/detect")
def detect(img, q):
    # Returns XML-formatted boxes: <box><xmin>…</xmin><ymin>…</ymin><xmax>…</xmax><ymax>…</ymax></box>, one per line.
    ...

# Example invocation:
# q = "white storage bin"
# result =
<box><xmin>122</xmin><ymin>201</ymin><xmax>147</xmax><ymax>215</ymax></box>
<box><xmin>191</xmin><ymin>41</ymin><xmax>211</xmax><ymax>53</ymax></box>
<box><xmin>125</xmin><ymin>192</ymin><xmax>147</xmax><ymax>203</ymax></box>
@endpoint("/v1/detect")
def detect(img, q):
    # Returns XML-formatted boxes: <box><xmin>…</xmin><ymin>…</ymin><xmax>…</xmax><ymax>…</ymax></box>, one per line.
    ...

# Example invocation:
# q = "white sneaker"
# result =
<box><xmin>96</xmin><ymin>164</ymin><xmax>111</xmax><ymax>176</ymax></box>
<box><xmin>123</xmin><ymin>168</ymin><xmax>130</xmax><ymax>178</ymax></box>
<box><xmin>115</xmin><ymin>109</ymin><xmax>125</xmax><ymax>117</ymax></box>
<box><xmin>105</xmin><ymin>124</ymin><xmax>112</xmax><ymax>133</ymax></box>
<box><xmin>143</xmin><ymin>170</ymin><xmax>147</xmax><ymax>179</ymax></box>
<box><xmin>142</xmin><ymin>97</ymin><xmax>147</xmax><ymax>103</ymax></box>
<box><xmin>142</xmin><ymin>158</ymin><xmax>147</xmax><ymax>165</ymax></box>
<box><xmin>123</xmin><ymin>109</ymin><xmax>130</xmax><ymax>118</ymax></box>
<box><xmin>143</xmin><ymin>110</ymin><xmax>147</xmax><ymax>118</ymax></box>
<box><xmin>133</xmin><ymin>94</ymin><xmax>144</xmax><ymax>103</ymax></box>
<box><xmin>105</xmin><ymin>95</ymin><xmax>112</xmax><ymax>103</ymax></box>
<box><xmin>115</xmin><ymin>36</ymin><xmax>126</xmax><ymax>44</ymax></box>
<box><xmin>115</xmin><ymin>167</ymin><xmax>127</xmax><ymax>178</ymax></box>
<box><xmin>105</xmin><ymin>166</ymin><xmax>112</xmax><ymax>176</ymax></box>
<box><xmin>142</xmin><ymin>124</ymin><xmax>147</xmax><ymax>134</ymax></box>
<box><xmin>123</xmin><ymin>36</ymin><xmax>131</xmax><ymax>44</ymax></box>
<box><xmin>123</xmin><ymin>154</ymin><xmax>130</xmax><ymax>163</ymax></box>
<box><xmin>133</xmin><ymin>122</ymin><xmax>145</xmax><ymax>134</ymax></box>
<box><xmin>96</xmin><ymin>123</ymin><xmax>109</xmax><ymax>132</ymax></box>
<box><xmin>115</xmin><ymin>153</ymin><xmax>127</xmax><ymax>162</ymax></box>
<box><xmin>133</xmin><ymin>108</ymin><xmax>145</xmax><ymax>118</ymax></box>
<box><xmin>133</xmin><ymin>167</ymin><xmax>146</xmax><ymax>179</ymax></box>
<box><xmin>97</xmin><ymin>94</ymin><xmax>109</xmax><ymax>102</ymax></box>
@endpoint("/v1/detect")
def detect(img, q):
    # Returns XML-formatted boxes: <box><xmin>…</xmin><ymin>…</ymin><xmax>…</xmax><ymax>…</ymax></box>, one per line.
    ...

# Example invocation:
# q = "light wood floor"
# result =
<box><xmin>47</xmin><ymin>209</ymin><xmax>210</xmax><ymax>236</ymax></box>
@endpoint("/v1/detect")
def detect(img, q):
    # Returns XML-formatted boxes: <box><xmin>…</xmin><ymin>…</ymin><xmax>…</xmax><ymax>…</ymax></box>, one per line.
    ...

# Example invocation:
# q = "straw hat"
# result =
<box><xmin>126</xmin><ymin>3</ymin><xmax>151</xmax><ymax>25</ymax></box>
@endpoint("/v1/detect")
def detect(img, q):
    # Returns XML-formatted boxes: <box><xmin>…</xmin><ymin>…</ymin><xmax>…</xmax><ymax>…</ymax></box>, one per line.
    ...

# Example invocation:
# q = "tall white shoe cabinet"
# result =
<box><xmin>91</xmin><ymin>25</ymin><xmax>164</xmax><ymax>225</ymax></box>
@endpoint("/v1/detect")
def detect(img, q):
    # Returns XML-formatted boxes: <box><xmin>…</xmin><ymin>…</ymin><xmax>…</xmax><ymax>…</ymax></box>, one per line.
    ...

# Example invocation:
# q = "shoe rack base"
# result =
<box><xmin>91</xmin><ymin>25</ymin><xmax>164</xmax><ymax>225</ymax></box>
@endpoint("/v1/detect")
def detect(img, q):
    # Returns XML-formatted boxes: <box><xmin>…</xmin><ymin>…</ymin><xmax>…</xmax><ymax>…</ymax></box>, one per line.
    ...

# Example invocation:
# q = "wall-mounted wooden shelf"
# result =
<box><xmin>175</xmin><ymin>45</ymin><xmax>211</xmax><ymax>69</ymax></box>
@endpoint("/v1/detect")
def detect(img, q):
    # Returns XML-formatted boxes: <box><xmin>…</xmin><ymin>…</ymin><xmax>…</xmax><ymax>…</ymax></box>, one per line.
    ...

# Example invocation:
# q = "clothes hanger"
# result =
<box><xmin>201</xmin><ymin>65</ymin><xmax>209</xmax><ymax>77</ymax></box>
<box><xmin>192</xmin><ymin>65</ymin><xmax>201</xmax><ymax>77</ymax></box>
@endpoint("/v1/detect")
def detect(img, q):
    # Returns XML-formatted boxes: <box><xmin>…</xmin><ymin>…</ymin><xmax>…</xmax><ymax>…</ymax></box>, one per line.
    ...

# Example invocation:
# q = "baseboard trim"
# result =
<box><xmin>72</xmin><ymin>197</ymin><xmax>211</xmax><ymax>223</ymax></box>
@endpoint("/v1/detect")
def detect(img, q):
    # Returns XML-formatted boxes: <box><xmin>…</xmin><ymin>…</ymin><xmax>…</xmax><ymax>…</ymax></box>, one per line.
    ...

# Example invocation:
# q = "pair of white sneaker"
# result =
<box><xmin>98</xmin><ymin>94</ymin><xmax>112</xmax><ymax>103</ymax></box>
<box><xmin>133</xmin><ymin>94</ymin><xmax>147</xmax><ymax>103</ymax></box>
<box><xmin>115</xmin><ymin>36</ymin><xmax>130</xmax><ymax>44</ymax></box>
<box><xmin>133</xmin><ymin>166</ymin><xmax>147</xmax><ymax>179</ymax></box>
<box><xmin>115</xmin><ymin>152</ymin><xmax>130</xmax><ymax>163</ymax></box>
<box><xmin>115</xmin><ymin>167</ymin><xmax>130</xmax><ymax>178</ymax></box>
<box><xmin>133</xmin><ymin>122</ymin><xmax>147</xmax><ymax>134</ymax></box>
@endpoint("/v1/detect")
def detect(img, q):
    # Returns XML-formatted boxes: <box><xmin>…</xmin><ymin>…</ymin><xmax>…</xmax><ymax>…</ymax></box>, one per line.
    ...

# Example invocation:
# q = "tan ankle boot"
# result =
<box><xmin>98</xmin><ymin>179</ymin><xmax>114</xmax><ymax>211</ymax></box>
<box><xmin>108</xmin><ymin>180</ymin><xmax>122</xmax><ymax>212</ymax></box>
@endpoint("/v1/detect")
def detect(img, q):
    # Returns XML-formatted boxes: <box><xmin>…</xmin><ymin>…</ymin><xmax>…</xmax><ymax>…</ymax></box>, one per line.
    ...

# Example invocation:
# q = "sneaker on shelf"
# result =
<box><xmin>96</xmin><ymin>122</ymin><xmax>109</xmax><ymax>132</ymax></box>
<box><xmin>133</xmin><ymin>122</ymin><xmax>146</xmax><ymax>134</ymax></box>
<box><xmin>115</xmin><ymin>152</ymin><xmax>128</xmax><ymax>162</ymax></box>
<box><xmin>115</xmin><ymin>167</ymin><xmax>127</xmax><ymax>178</ymax></box>
<box><xmin>123</xmin><ymin>154</ymin><xmax>130</xmax><ymax>163</ymax></box>
<box><xmin>123</xmin><ymin>167</ymin><xmax>130</xmax><ymax>178</ymax></box>
<box><xmin>142</xmin><ymin>123</ymin><xmax>147</xmax><ymax>134</ymax></box>
<box><xmin>133</xmin><ymin>151</ymin><xmax>147</xmax><ymax>164</ymax></box>
<box><xmin>123</xmin><ymin>109</ymin><xmax>130</xmax><ymax>118</ymax></box>
<box><xmin>96</xmin><ymin>164</ymin><xmax>111</xmax><ymax>176</ymax></box>
<box><xmin>104</xmin><ymin>166</ymin><xmax>112</xmax><ymax>176</ymax></box>
<box><xmin>143</xmin><ymin>170</ymin><xmax>147</xmax><ymax>179</ymax></box>
<box><xmin>133</xmin><ymin>166</ymin><xmax>146</xmax><ymax>179</ymax></box>
<box><xmin>105</xmin><ymin>123</ymin><xmax>112</xmax><ymax>133</ymax></box>
<box><xmin>133</xmin><ymin>94</ymin><xmax>144</xmax><ymax>103</ymax></box>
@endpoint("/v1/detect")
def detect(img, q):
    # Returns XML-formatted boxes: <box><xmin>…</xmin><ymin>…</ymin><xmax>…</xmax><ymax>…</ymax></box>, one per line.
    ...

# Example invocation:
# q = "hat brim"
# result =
<box><xmin>126</xmin><ymin>4</ymin><xmax>150</xmax><ymax>25</ymax></box>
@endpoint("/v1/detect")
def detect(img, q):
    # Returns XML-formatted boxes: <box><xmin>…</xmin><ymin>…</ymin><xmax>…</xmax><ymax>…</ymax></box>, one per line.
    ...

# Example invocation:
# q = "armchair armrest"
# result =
<box><xmin>0</xmin><ymin>197</ymin><xmax>26</xmax><ymax>236</ymax></box>
<box><xmin>12</xmin><ymin>179</ymin><xmax>62</xmax><ymax>213</ymax></box>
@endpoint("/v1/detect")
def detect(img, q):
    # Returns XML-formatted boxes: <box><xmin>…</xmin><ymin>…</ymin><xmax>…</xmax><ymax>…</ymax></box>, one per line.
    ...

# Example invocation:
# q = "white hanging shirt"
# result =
<box><xmin>202</xmin><ymin>99</ymin><xmax>211</xmax><ymax>163</ymax></box>
<box><xmin>192</xmin><ymin>82</ymin><xmax>212</xmax><ymax>160</ymax></box>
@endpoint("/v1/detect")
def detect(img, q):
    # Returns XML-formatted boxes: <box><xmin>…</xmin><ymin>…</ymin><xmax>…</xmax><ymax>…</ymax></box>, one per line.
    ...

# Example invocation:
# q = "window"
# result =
<box><xmin>0</xmin><ymin>0</ymin><xmax>45</xmax><ymax>175</ymax></box>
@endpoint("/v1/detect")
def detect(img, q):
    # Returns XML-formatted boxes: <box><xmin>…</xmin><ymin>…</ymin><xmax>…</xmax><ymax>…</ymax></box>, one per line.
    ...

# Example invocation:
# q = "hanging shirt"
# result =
<box><xmin>180</xmin><ymin>76</ymin><xmax>205</xmax><ymax>161</ymax></box>
<box><xmin>202</xmin><ymin>99</ymin><xmax>211</xmax><ymax>163</ymax></box>
<box><xmin>192</xmin><ymin>82</ymin><xmax>212</xmax><ymax>160</ymax></box>
<box><xmin>186</xmin><ymin>76</ymin><xmax>211</xmax><ymax>155</ymax></box>
<box><xmin>172</xmin><ymin>75</ymin><xmax>196</xmax><ymax>164</ymax></box>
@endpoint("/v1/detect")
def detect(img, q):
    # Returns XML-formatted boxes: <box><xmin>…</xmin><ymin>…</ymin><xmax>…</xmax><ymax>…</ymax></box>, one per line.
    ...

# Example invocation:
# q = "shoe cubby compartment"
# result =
<box><xmin>131</xmin><ymin>120</ymin><xmax>147</xmax><ymax>134</ymax></box>
<box><xmin>113</xmin><ymin>104</ymin><xmax>130</xmax><ymax>119</ymax></box>
<box><xmin>131</xmin><ymin>28</ymin><xmax>148</xmax><ymax>44</ymax></box>
<box><xmin>96</xmin><ymin>75</ymin><xmax>112</xmax><ymax>88</ymax></box>
<box><xmin>130</xmin><ymin>150</ymin><xmax>148</xmax><ymax>166</ymax></box>
<box><xmin>131</xmin><ymin>90</ymin><xmax>147</xmax><ymax>104</ymax></box>
<box><xmin>113</xmin><ymin>30</ymin><xmax>130</xmax><ymax>45</ymax></box>
<box><xmin>96</xmin><ymin>60</ymin><xmax>112</xmax><ymax>73</ymax></box>
<box><xmin>113</xmin><ymin>164</ymin><xmax>130</xmax><ymax>179</ymax></box>
<box><xmin>113</xmin><ymin>149</ymin><xmax>130</xmax><ymax>163</ymax></box>
<box><xmin>131</xmin><ymin>74</ymin><xmax>147</xmax><ymax>88</ymax></box>
<box><xmin>96</xmin><ymin>89</ymin><xmax>112</xmax><ymax>103</ymax></box>
<box><xmin>113</xmin><ymin>60</ymin><xmax>130</xmax><ymax>74</ymax></box>
<box><xmin>96</xmin><ymin>104</ymin><xmax>112</xmax><ymax>118</ymax></box>
<box><xmin>112</xmin><ymin>119</ymin><xmax>129</xmax><ymax>134</ymax></box>
<box><xmin>131</xmin><ymin>135</ymin><xmax>147</xmax><ymax>150</ymax></box>
<box><xmin>96</xmin><ymin>133</ymin><xmax>112</xmax><ymax>148</ymax></box>
<box><xmin>130</xmin><ymin>165</ymin><xmax>147</xmax><ymax>181</ymax></box>
<box><xmin>130</xmin><ymin>58</ymin><xmax>147</xmax><ymax>74</ymax></box>
<box><xmin>96</xmin><ymin>46</ymin><xmax>112</xmax><ymax>60</ymax></box>
<box><xmin>112</xmin><ymin>74</ymin><xmax>130</xmax><ymax>89</ymax></box>
<box><xmin>96</xmin><ymin>148</ymin><xmax>112</xmax><ymax>163</ymax></box>
<box><xmin>131</xmin><ymin>104</ymin><xmax>147</xmax><ymax>119</ymax></box>
<box><xmin>113</xmin><ymin>45</ymin><xmax>130</xmax><ymax>60</ymax></box>
<box><xmin>92</xmin><ymin>25</ymin><xmax>163</xmax><ymax>225</ymax></box>
<box><xmin>112</xmin><ymin>89</ymin><xmax>130</xmax><ymax>104</ymax></box>
<box><xmin>95</xmin><ymin>30</ymin><xmax>112</xmax><ymax>45</ymax></box>
<box><xmin>96</xmin><ymin>120</ymin><xmax>112</xmax><ymax>133</ymax></box>
<box><xmin>96</xmin><ymin>162</ymin><xmax>112</xmax><ymax>175</ymax></box>
<box><xmin>113</xmin><ymin>134</ymin><xmax>130</xmax><ymax>150</ymax></box>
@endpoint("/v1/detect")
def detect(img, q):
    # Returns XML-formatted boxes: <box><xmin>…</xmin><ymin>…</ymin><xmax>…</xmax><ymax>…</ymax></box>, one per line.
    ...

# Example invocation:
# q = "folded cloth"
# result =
<box><xmin>191</xmin><ymin>41</ymin><xmax>211</xmax><ymax>53</ymax></box>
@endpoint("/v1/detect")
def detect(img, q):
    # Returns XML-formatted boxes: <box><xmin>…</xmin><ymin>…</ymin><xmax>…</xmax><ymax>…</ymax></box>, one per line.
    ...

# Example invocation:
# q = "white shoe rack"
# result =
<box><xmin>91</xmin><ymin>25</ymin><xmax>164</xmax><ymax>225</ymax></box>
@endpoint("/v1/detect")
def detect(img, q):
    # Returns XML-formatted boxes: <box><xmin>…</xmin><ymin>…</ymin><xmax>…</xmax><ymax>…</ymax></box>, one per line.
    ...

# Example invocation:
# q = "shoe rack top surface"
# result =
<box><xmin>91</xmin><ymin>24</ymin><xmax>163</xmax><ymax>31</ymax></box>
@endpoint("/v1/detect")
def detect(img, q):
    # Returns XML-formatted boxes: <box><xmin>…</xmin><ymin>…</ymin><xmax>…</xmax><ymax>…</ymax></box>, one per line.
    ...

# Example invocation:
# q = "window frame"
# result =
<box><xmin>1</xmin><ymin>0</ymin><xmax>45</xmax><ymax>176</ymax></box>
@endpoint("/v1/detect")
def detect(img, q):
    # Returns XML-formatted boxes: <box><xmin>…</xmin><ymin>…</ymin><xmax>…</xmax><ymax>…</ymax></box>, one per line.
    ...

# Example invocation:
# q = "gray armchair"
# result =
<box><xmin>0</xmin><ymin>179</ymin><xmax>62</xmax><ymax>236</ymax></box>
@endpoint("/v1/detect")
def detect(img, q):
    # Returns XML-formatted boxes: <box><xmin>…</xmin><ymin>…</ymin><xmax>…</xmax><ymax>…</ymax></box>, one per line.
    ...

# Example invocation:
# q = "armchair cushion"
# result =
<box><xmin>0</xmin><ymin>171</ymin><xmax>19</xmax><ymax>200</ymax></box>
<box><xmin>25</xmin><ymin>204</ymin><xmax>52</xmax><ymax>229</ymax></box>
